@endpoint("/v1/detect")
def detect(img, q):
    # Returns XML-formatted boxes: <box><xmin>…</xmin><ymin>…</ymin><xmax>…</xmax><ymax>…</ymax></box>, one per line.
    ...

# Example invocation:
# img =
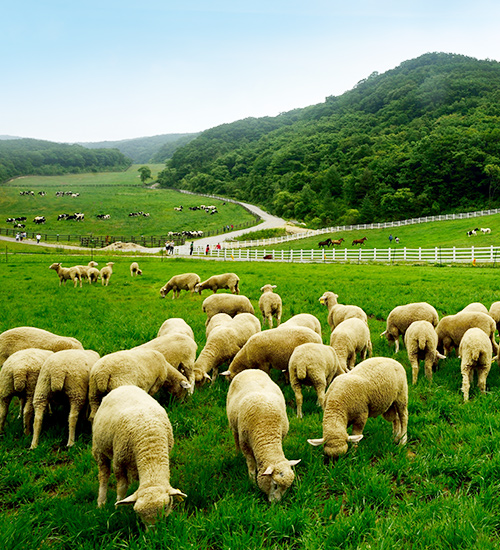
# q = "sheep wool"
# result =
<box><xmin>160</xmin><ymin>273</ymin><xmax>201</xmax><ymax>299</ymax></box>
<box><xmin>130</xmin><ymin>262</ymin><xmax>142</xmax><ymax>276</ymax></box>
<box><xmin>226</xmin><ymin>370</ymin><xmax>300</xmax><ymax>502</ymax></box>
<box><xmin>157</xmin><ymin>318</ymin><xmax>195</xmax><ymax>340</ymax></box>
<box><xmin>329</xmin><ymin>317</ymin><xmax>373</xmax><ymax>371</ymax></box>
<box><xmin>205</xmin><ymin>313</ymin><xmax>233</xmax><ymax>338</ymax></box>
<box><xmin>436</xmin><ymin>311</ymin><xmax>497</xmax><ymax>356</ymax></box>
<box><xmin>319</xmin><ymin>291</ymin><xmax>367</xmax><ymax>331</ymax></box>
<box><xmin>279</xmin><ymin>313</ymin><xmax>322</xmax><ymax>337</ymax></box>
<box><xmin>404</xmin><ymin>320</ymin><xmax>445</xmax><ymax>384</ymax></box>
<box><xmin>92</xmin><ymin>385</ymin><xmax>186</xmax><ymax>526</ymax></box>
<box><xmin>73</xmin><ymin>261</ymin><xmax>99</xmax><ymax>283</ymax></box>
<box><xmin>49</xmin><ymin>262</ymin><xmax>82</xmax><ymax>287</ymax></box>
<box><xmin>258</xmin><ymin>284</ymin><xmax>282</xmax><ymax>329</ymax></box>
<box><xmin>459</xmin><ymin>327</ymin><xmax>493</xmax><ymax>401</ymax></box>
<box><xmin>100</xmin><ymin>262</ymin><xmax>115</xmax><ymax>286</ymax></box>
<box><xmin>202</xmin><ymin>294</ymin><xmax>255</xmax><ymax>325</ymax></box>
<box><xmin>195</xmin><ymin>273</ymin><xmax>240</xmax><ymax>295</ymax></box>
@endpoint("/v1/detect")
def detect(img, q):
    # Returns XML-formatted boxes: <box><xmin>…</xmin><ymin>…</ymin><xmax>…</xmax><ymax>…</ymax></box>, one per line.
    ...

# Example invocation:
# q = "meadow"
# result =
<box><xmin>1</xmin><ymin>253</ymin><xmax>500</xmax><ymax>549</ymax></box>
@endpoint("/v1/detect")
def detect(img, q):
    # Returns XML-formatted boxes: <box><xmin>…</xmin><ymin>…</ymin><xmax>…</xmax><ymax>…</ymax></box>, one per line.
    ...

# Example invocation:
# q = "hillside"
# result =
<box><xmin>157</xmin><ymin>52</ymin><xmax>500</xmax><ymax>227</ymax></box>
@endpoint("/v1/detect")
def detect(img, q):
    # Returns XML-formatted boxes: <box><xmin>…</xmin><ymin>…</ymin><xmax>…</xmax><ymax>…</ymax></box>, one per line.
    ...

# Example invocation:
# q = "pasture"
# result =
<box><xmin>1</xmin><ymin>254</ymin><xmax>500</xmax><ymax>549</ymax></box>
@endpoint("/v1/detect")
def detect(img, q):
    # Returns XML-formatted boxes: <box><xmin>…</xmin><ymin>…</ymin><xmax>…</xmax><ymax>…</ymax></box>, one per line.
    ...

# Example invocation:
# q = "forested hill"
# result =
<box><xmin>0</xmin><ymin>139</ymin><xmax>131</xmax><ymax>183</ymax></box>
<box><xmin>157</xmin><ymin>52</ymin><xmax>500</xmax><ymax>227</ymax></box>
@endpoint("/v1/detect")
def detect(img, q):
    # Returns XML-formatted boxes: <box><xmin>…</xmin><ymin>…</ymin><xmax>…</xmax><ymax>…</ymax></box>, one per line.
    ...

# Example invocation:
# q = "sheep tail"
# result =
<box><xmin>50</xmin><ymin>370</ymin><xmax>67</xmax><ymax>393</ymax></box>
<box><xmin>296</xmin><ymin>362</ymin><xmax>308</xmax><ymax>380</ymax></box>
<box><xmin>417</xmin><ymin>335</ymin><xmax>427</xmax><ymax>351</ymax></box>
<box><xmin>93</xmin><ymin>371</ymin><xmax>112</xmax><ymax>393</ymax></box>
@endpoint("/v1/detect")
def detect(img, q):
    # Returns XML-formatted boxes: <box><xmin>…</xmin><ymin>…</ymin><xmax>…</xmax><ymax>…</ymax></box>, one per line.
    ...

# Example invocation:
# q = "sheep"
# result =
<box><xmin>226</xmin><ymin>370</ymin><xmax>300</xmax><ymax>502</ymax></box>
<box><xmin>87</xmin><ymin>267</ymin><xmax>100</xmax><ymax>284</ymax></box>
<box><xmin>0</xmin><ymin>326</ymin><xmax>84</xmax><ymax>368</ymax></box>
<box><xmin>92</xmin><ymin>385</ymin><xmax>186</xmax><ymax>526</ymax></box>
<box><xmin>258</xmin><ymin>284</ymin><xmax>282</xmax><ymax>328</ymax></box>
<box><xmin>221</xmin><ymin>326</ymin><xmax>322</xmax><ymax>381</ymax></box>
<box><xmin>279</xmin><ymin>313</ymin><xmax>322</xmax><ymax>337</ymax></box>
<box><xmin>205</xmin><ymin>313</ymin><xmax>233</xmax><ymax>338</ymax></box>
<box><xmin>195</xmin><ymin>273</ymin><xmax>240</xmax><ymax>295</ymax></box>
<box><xmin>49</xmin><ymin>262</ymin><xmax>82</xmax><ymax>288</ymax></box>
<box><xmin>0</xmin><ymin>349</ymin><xmax>54</xmax><ymax>434</ymax></box>
<box><xmin>289</xmin><ymin>343</ymin><xmax>346</xmax><ymax>419</ymax></box>
<box><xmin>194</xmin><ymin>313</ymin><xmax>261</xmax><ymax>384</ymax></box>
<box><xmin>308</xmin><ymin>357</ymin><xmax>408</xmax><ymax>461</ymax></box>
<box><xmin>489</xmin><ymin>301</ymin><xmax>500</xmax><ymax>333</ymax></box>
<box><xmin>329</xmin><ymin>318</ymin><xmax>373</xmax><ymax>371</ymax></box>
<box><xmin>202</xmin><ymin>294</ymin><xmax>255</xmax><ymax>326</ymax></box>
<box><xmin>157</xmin><ymin>318</ymin><xmax>195</xmax><ymax>340</ymax></box>
<box><xmin>100</xmin><ymin>262</ymin><xmax>115</xmax><ymax>286</ymax></box>
<box><xmin>130</xmin><ymin>261</ymin><xmax>142</xmax><ymax>277</ymax></box>
<box><xmin>381</xmin><ymin>302</ymin><xmax>439</xmax><ymax>353</ymax></box>
<box><xmin>319</xmin><ymin>291</ymin><xmax>367</xmax><ymax>331</ymax></box>
<box><xmin>436</xmin><ymin>311</ymin><xmax>497</xmax><ymax>357</ymax></box>
<box><xmin>88</xmin><ymin>348</ymin><xmax>190</xmax><ymax>423</ymax></box>
<box><xmin>30</xmin><ymin>349</ymin><xmax>100</xmax><ymax>448</ymax></box>
<box><xmin>459</xmin><ymin>327</ymin><xmax>493</xmax><ymax>402</ymax></box>
<box><xmin>73</xmin><ymin>261</ymin><xmax>99</xmax><ymax>283</ymax></box>
<box><xmin>160</xmin><ymin>273</ymin><xmax>201</xmax><ymax>299</ymax></box>
<box><xmin>460</xmin><ymin>302</ymin><xmax>489</xmax><ymax>314</ymax></box>
<box><xmin>404</xmin><ymin>320</ymin><xmax>446</xmax><ymax>384</ymax></box>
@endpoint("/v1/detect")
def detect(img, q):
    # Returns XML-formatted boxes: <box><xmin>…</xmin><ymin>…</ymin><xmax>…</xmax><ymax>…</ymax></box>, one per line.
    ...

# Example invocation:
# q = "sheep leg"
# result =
<box><xmin>477</xmin><ymin>366</ymin><xmax>489</xmax><ymax>395</ymax></box>
<box><xmin>30</xmin><ymin>402</ymin><xmax>47</xmax><ymax>448</ymax></box>
<box><xmin>17</xmin><ymin>396</ymin><xmax>25</xmax><ymax>420</ymax></box>
<box><xmin>241</xmin><ymin>442</ymin><xmax>257</xmax><ymax>482</ymax></box>
<box><xmin>0</xmin><ymin>397</ymin><xmax>12</xmax><ymax>432</ymax></box>
<box><xmin>461</xmin><ymin>368</ymin><xmax>471</xmax><ymax>401</ymax></box>
<box><xmin>315</xmin><ymin>380</ymin><xmax>327</xmax><ymax>411</ymax></box>
<box><xmin>115</xmin><ymin>464</ymin><xmax>129</xmax><ymax>502</ymax></box>
<box><xmin>267</xmin><ymin>315</ymin><xmax>273</xmax><ymax>329</ymax></box>
<box><xmin>22</xmin><ymin>396</ymin><xmax>35</xmax><ymax>435</ymax></box>
<box><xmin>66</xmin><ymin>401</ymin><xmax>84</xmax><ymax>447</ymax></box>
<box><xmin>291</xmin><ymin>382</ymin><xmax>304</xmax><ymax>419</ymax></box>
<box><xmin>96</xmin><ymin>456</ymin><xmax>111</xmax><ymax>507</ymax></box>
<box><xmin>409</xmin><ymin>355</ymin><xmax>419</xmax><ymax>385</ymax></box>
<box><xmin>424</xmin><ymin>352</ymin><xmax>434</xmax><ymax>382</ymax></box>
<box><xmin>347</xmin><ymin>352</ymin><xmax>356</xmax><ymax>371</ymax></box>
<box><xmin>390</xmin><ymin>399</ymin><xmax>408</xmax><ymax>445</ymax></box>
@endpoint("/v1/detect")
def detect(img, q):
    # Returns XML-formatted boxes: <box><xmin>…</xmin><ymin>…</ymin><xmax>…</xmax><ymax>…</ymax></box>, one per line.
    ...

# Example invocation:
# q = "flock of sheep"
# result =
<box><xmin>48</xmin><ymin>260</ymin><xmax>143</xmax><ymax>287</ymax></box>
<box><xmin>1</xmin><ymin>266</ymin><xmax>500</xmax><ymax>528</ymax></box>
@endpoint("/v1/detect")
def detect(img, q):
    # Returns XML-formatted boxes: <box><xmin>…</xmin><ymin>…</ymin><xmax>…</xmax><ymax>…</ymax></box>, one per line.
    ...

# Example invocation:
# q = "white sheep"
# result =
<box><xmin>202</xmin><ymin>294</ymin><xmax>255</xmax><ymax>325</ymax></box>
<box><xmin>160</xmin><ymin>273</ymin><xmax>201</xmax><ymax>299</ymax></box>
<box><xmin>381</xmin><ymin>302</ymin><xmax>439</xmax><ymax>353</ymax></box>
<box><xmin>130</xmin><ymin>262</ymin><xmax>142</xmax><ymax>276</ymax></box>
<box><xmin>205</xmin><ymin>313</ymin><xmax>233</xmax><ymax>338</ymax></box>
<box><xmin>221</xmin><ymin>326</ymin><xmax>322</xmax><ymax>381</ymax></box>
<box><xmin>319</xmin><ymin>291</ymin><xmax>367</xmax><ymax>331</ymax></box>
<box><xmin>329</xmin><ymin>317</ymin><xmax>373</xmax><ymax>371</ymax></box>
<box><xmin>157</xmin><ymin>318</ymin><xmax>195</xmax><ymax>340</ymax></box>
<box><xmin>100</xmin><ymin>262</ymin><xmax>115</xmax><ymax>286</ymax></box>
<box><xmin>436</xmin><ymin>311</ymin><xmax>497</xmax><ymax>356</ymax></box>
<box><xmin>279</xmin><ymin>313</ymin><xmax>322</xmax><ymax>337</ymax></box>
<box><xmin>226</xmin><ymin>370</ymin><xmax>300</xmax><ymax>502</ymax></box>
<box><xmin>87</xmin><ymin>267</ymin><xmax>100</xmax><ymax>284</ymax></box>
<box><xmin>0</xmin><ymin>326</ymin><xmax>84</xmax><ymax>367</ymax></box>
<box><xmin>488</xmin><ymin>301</ymin><xmax>500</xmax><ymax>333</ymax></box>
<box><xmin>49</xmin><ymin>262</ymin><xmax>82</xmax><ymax>287</ymax></box>
<box><xmin>404</xmin><ymin>320</ymin><xmax>446</xmax><ymax>384</ymax></box>
<box><xmin>0</xmin><ymin>348</ymin><xmax>54</xmax><ymax>434</ymax></box>
<box><xmin>30</xmin><ymin>349</ymin><xmax>100</xmax><ymax>448</ymax></box>
<box><xmin>308</xmin><ymin>357</ymin><xmax>408</xmax><ymax>461</ymax></box>
<box><xmin>74</xmin><ymin>261</ymin><xmax>99</xmax><ymax>283</ymax></box>
<box><xmin>194</xmin><ymin>313</ymin><xmax>261</xmax><ymax>384</ymax></box>
<box><xmin>289</xmin><ymin>343</ymin><xmax>346</xmax><ymax>419</ymax></box>
<box><xmin>459</xmin><ymin>327</ymin><xmax>493</xmax><ymax>401</ymax></box>
<box><xmin>460</xmin><ymin>302</ymin><xmax>489</xmax><ymax>314</ymax></box>
<box><xmin>195</xmin><ymin>273</ymin><xmax>240</xmax><ymax>295</ymax></box>
<box><xmin>258</xmin><ymin>284</ymin><xmax>282</xmax><ymax>329</ymax></box>
<box><xmin>92</xmin><ymin>385</ymin><xmax>186</xmax><ymax>525</ymax></box>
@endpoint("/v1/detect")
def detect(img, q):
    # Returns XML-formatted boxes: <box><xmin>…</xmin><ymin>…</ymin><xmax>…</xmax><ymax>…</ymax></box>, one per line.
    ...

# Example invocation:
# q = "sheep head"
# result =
<box><xmin>258</xmin><ymin>460</ymin><xmax>301</xmax><ymax>503</ymax></box>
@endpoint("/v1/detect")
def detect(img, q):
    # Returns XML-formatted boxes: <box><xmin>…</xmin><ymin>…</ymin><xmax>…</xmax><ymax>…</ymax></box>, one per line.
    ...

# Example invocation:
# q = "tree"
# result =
<box><xmin>138</xmin><ymin>166</ymin><xmax>152</xmax><ymax>184</ymax></box>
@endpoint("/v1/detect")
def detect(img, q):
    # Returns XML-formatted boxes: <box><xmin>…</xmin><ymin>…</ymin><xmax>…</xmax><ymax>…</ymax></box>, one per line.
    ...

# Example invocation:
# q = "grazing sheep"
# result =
<box><xmin>130</xmin><ymin>262</ymin><xmax>142</xmax><ymax>276</ymax></box>
<box><xmin>226</xmin><ymin>370</ymin><xmax>300</xmax><ymax>502</ymax></box>
<box><xmin>289</xmin><ymin>343</ymin><xmax>346</xmax><ymax>419</ymax></box>
<box><xmin>319</xmin><ymin>291</ymin><xmax>367</xmax><ymax>331</ymax></box>
<box><xmin>381</xmin><ymin>302</ymin><xmax>439</xmax><ymax>353</ymax></box>
<box><xmin>404</xmin><ymin>320</ymin><xmax>446</xmax><ymax>384</ymax></box>
<box><xmin>202</xmin><ymin>294</ymin><xmax>255</xmax><ymax>326</ymax></box>
<box><xmin>195</xmin><ymin>273</ymin><xmax>240</xmax><ymax>295</ymax></box>
<box><xmin>157</xmin><ymin>318</ymin><xmax>195</xmax><ymax>341</ymax></box>
<box><xmin>221</xmin><ymin>326</ymin><xmax>322</xmax><ymax>381</ymax></box>
<box><xmin>279</xmin><ymin>313</ymin><xmax>322</xmax><ymax>337</ymax></box>
<box><xmin>0</xmin><ymin>349</ymin><xmax>54</xmax><ymax>434</ymax></box>
<box><xmin>460</xmin><ymin>302</ymin><xmax>489</xmax><ymax>314</ymax></box>
<box><xmin>308</xmin><ymin>357</ymin><xmax>408</xmax><ymax>461</ymax></box>
<box><xmin>49</xmin><ymin>262</ymin><xmax>82</xmax><ymax>288</ymax></box>
<box><xmin>194</xmin><ymin>313</ymin><xmax>261</xmax><ymax>384</ymax></box>
<box><xmin>205</xmin><ymin>313</ymin><xmax>233</xmax><ymax>338</ymax></box>
<box><xmin>258</xmin><ymin>284</ymin><xmax>282</xmax><ymax>329</ymax></box>
<box><xmin>92</xmin><ymin>385</ymin><xmax>186</xmax><ymax>526</ymax></box>
<box><xmin>436</xmin><ymin>311</ymin><xmax>497</xmax><ymax>356</ymax></box>
<box><xmin>100</xmin><ymin>262</ymin><xmax>115</xmax><ymax>286</ymax></box>
<box><xmin>458</xmin><ymin>328</ymin><xmax>493</xmax><ymax>401</ymax></box>
<box><xmin>329</xmin><ymin>318</ymin><xmax>373</xmax><ymax>371</ymax></box>
<box><xmin>0</xmin><ymin>326</ymin><xmax>83</xmax><ymax>367</ymax></box>
<box><xmin>160</xmin><ymin>273</ymin><xmax>201</xmax><ymax>299</ymax></box>
<box><xmin>87</xmin><ymin>267</ymin><xmax>100</xmax><ymax>284</ymax></box>
<box><xmin>489</xmin><ymin>301</ymin><xmax>500</xmax><ymax>333</ymax></box>
<box><xmin>30</xmin><ymin>349</ymin><xmax>100</xmax><ymax>448</ymax></box>
<box><xmin>74</xmin><ymin>261</ymin><xmax>99</xmax><ymax>283</ymax></box>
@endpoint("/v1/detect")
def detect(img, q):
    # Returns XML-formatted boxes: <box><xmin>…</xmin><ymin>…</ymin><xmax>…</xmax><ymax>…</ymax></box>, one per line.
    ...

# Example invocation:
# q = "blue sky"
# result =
<box><xmin>2</xmin><ymin>1</ymin><xmax>499</xmax><ymax>143</ymax></box>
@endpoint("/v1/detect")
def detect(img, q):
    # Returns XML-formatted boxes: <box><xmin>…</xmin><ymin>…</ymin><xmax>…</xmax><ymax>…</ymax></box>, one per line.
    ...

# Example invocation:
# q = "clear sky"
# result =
<box><xmin>2</xmin><ymin>1</ymin><xmax>499</xmax><ymax>143</ymax></box>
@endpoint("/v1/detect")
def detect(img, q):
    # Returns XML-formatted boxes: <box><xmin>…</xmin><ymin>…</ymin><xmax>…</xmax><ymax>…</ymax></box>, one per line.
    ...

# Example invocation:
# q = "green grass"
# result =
<box><xmin>2</xmin><ymin>254</ymin><xmax>500</xmax><ymax>549</ymax></box>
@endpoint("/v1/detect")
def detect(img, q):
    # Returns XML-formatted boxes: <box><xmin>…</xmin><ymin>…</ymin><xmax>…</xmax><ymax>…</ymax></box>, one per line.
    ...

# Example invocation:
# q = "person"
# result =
<box><xmin>389</xmin><ymin>234</ymin><xmax>393</xmax><ymax>244</ymax></box>
<box><xmin>205</xmin><ymin>244</ymin><xmax>210</xmax><ymax>255</ymax></box>
<box><xmin>216</xmin><ymin>243</ymin><xmax>221</xmax><ymax>250</ymax></box>
<box><xmin>15</xmin><ymin>232</ymin><xmax>20</xmax><ymax>242</ymax></box>
<box><xmin>190</xmin><ymin>241</ymin><xmax>194</xmax><ymax>255</ymax></box>
<box><xmin>36</xmin><ymin>233</ymin><xmax>41</xmax><ymax>244</ymax></box>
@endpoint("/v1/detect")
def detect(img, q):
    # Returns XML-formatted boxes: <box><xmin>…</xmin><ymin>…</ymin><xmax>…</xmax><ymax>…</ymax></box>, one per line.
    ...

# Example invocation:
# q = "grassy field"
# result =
<box><xmin>1</xmin><ymin>254</ymin><xmax>500</xmax><ymax>549</ymax></box>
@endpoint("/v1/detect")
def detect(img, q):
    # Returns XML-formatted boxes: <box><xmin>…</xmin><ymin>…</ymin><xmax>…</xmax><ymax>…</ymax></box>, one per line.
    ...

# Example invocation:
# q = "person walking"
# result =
<box><xmin>190</xmin><ymin>241</ymin><xmax>194</xmax><ymax>255</ymax></box>
<box><xmin>205</xmin><ymin>244</ymin><xmax>210</xmax><ymax>255</ymax></box>
<box><xmin>36</xmin><ymin>233</ymin><xmax>41</xmax><ymax>244</ymax></box>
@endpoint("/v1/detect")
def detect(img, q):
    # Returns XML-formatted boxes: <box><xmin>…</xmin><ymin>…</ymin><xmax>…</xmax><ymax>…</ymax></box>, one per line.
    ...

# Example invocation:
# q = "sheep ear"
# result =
<box><xmin>288</xmin><ymin>459</ymin><xmax>301</xmax><ymax>467</ymax></box>
<box><xmin>380</xmin><ymin>330</ymin><xmax>387</xmax><ymax>336</ymax></box>
<box><xmin>271</xmin><ymin>285</ymin><xmax>277</xmax><ymax>289</ymax></box>
<box><xmin>180</xmin><ymin>380</ymin><xmax>191</xmax><ymax>389</ymax></box>
<box><xmin>307</xmin><ymin>438</ymin><xmax>325</xmax><ymax>447</ymax></box>
<box><xmin>348</xmin><ymin>434</ymin><xmax>364</xmax><ymax>443</ymax></box>
<box><xmin>204</xmin><ymin>373</ymin><xmax>212</xmax><ymax>381</ymax></box>
<box><xmin>220</xmin><ymin>370</ymin><xmax>231</xmax><ymax>377</ymax></box>
<box><xmin>116</xmin><ymin>492</ymin><xmax>138</xmax><ymax>506</ymax></box>
<box><xmin>437</xmin><ymin>352</ymin><xmax>446</xmax><ymax>360</ymax></box>
<box><xmin>169</xmin><ymin>488</ymin><xmax>187</xmax><ymax>502</ymax></box>
<box><xmin>262</xmin><ymin>466</ymin><xmax>274</xmax><ymax>476</ymax></box>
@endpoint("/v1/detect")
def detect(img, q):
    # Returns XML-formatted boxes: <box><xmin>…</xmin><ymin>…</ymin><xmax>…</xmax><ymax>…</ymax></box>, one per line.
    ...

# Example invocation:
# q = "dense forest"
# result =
<box><xmin>0</xmin><ymin>139</ymin><xmax>131</xmax><ymax>183</ymax></box>
<box><xmin>157</xmin><ymin>53</ymin><xmax>500</xmax><ymax>226</ymax></box>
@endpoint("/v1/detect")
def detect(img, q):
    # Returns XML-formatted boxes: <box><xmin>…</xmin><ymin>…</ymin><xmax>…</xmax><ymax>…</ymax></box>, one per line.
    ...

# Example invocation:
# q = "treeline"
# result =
<box><xmin>157</xmin><ymin>52</ymin><xmax>500</xmax><ymax>227</ymax></box>
<box><xmin>0</xmin><ymin>139</ymin><xmax>131</xmax><ymax>183</ymax></box>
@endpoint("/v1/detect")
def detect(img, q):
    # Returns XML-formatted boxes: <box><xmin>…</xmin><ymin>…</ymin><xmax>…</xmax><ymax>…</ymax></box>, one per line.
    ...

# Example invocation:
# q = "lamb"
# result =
<box><xmin>279</xmin><ymin>313</ymin><xmax>322</xmax><ymax>337</ymax></box>
<box><xmin>226</xmin><ymin>370</ymin><xmax>300</xmax><ymax>502</ymax></box>
<box><xmin>289</xmin><ymin>343</ymin><xmax>346</xmax><ymax>419</ymax></box>
<box><xmin>157</xmin><ymin>318</ymin><xmax>195</xmax><ymax>340</ymax></box>
<box><xmin>74</xmin><ymin>261</ymin><xmax>99</xmax><ymax>283</ymax></box>
<box><xmin>0</xmin><ymin>349</ymin><xmax>54</xmax><ymax>434</ymax></box>
<box><xmin>404</xmin><ymin>320</ymin><xmax>446</xmax><ymax>384</ymax></box>
<box><xmin>30</xmin><ymin>349</ymin><xmax>100</xmax><ymax>448</ymax></box>
<box><xmin>319</xmin><ymin>291</ymin><xmax>367</xmax><ymax>331</ymax></box>
<box><xmin>49</xmin><ymin>262</ymin><xmax>82</xmax><ymax>288</ymax></box>
<box><xmin>194</xmin><ymin>313</ymin><xmax>261</xmax><ymax>384</ymax></box>
<box><xmin>195</xmin><ymin>273</ymin><xmax>240</xmax><ymax>295</ymax></box>
<box><xmin>458</xmin><ymin>327</ymin><xmax>493</xmax><ymax>401</ymax></box>
<box><xmin>436</xmin><ymin>311</ymin><xmax>497</xmax><ymax>356</ymax></box>
<box><xmin>202</xmin><ymin>294</ymin><xmax>255</xmax><ymax>325</ymax></box>
<box><xmin>92</xmin><ymin>385</ymin><xmax>186</xmax><ymax>526</ymax></box>
<box><xmin>221</xmin><ymin>326</ymin><xmax>322</xmax><ymax>381</ymax></box>
<box><xmin>0</xmin><ymin>326</ymin><xmax>84</xmax><ymax>367</ymax></box>
<box><xmin>258</xmin><ymin>284</ymin><xmax>282</xmax><ymax>328</ymax></box>
<box><xmin>381</xmin><ymin>302</ymin><xmax>439</xmax><ymax>353</ymax></box>
<box><xmin>308</xmin><ymin>357</ymin><xmax>408</xmax><ymax>461</ymax></box>
<box><xmin>130</xmin><ymin>262</ymin><xmax>142</xmax><ymax>276</ymax></box>
<box><xmin>100</xmin><ymin>262</ymin><xmax>115</xmax><ymax>286</ymax></box>
<box><xmin>160</xmin><ymin>273</ymin><xmax>201</xmax><ymax>299</ymax></box>
<box><xmin>329</xmin><ymin>318</ymin><xmax>373</xmax><ymax>371</ymax></box>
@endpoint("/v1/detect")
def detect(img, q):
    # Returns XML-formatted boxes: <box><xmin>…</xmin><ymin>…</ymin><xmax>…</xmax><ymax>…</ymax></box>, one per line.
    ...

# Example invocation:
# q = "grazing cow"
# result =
<box><xmin>352</xmin><ymin>237</ymin><xmax>368</xmax><ymax>246</ymax></box>
<box><xmin>33</xmin><ymin>216</ymin><xmax>46</xmax><ymax>224</ymax></box>
<box><xmin>318</xmin><ymin>239</ymin><xmax>333</xmax><ymax>248</ymax></box>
